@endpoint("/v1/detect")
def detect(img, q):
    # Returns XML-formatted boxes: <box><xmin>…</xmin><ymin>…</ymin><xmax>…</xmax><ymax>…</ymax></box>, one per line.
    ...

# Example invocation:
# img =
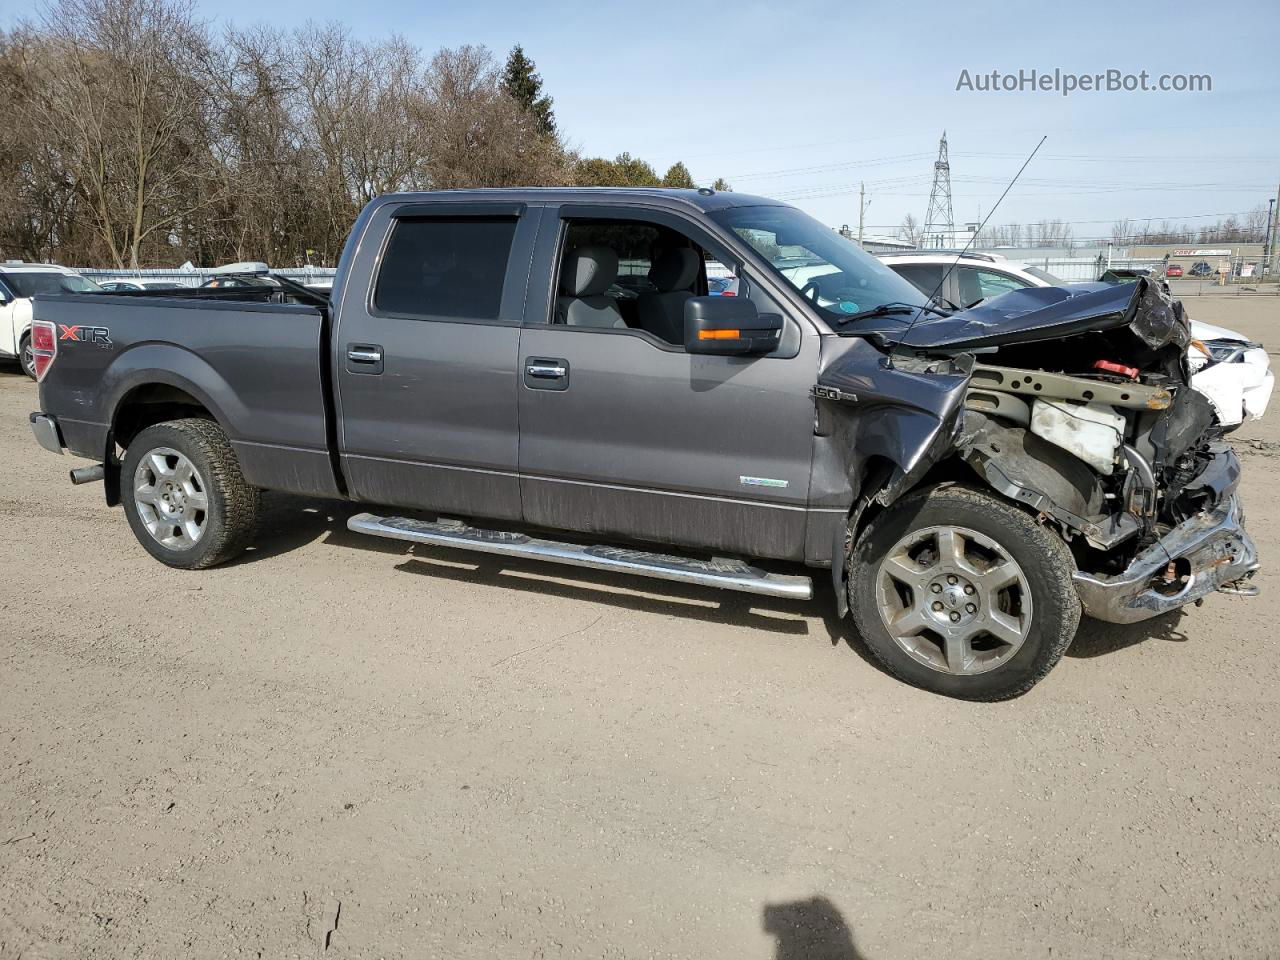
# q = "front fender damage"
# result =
<box><xmin>813</xmin><ymin>343</ymin><xmax>971</xmax><ymax>616</ymax></box>
<box><xmin>817</xmin><ymin>277</ymin><xmax>1259</xmax><ymax>623</ymax></box>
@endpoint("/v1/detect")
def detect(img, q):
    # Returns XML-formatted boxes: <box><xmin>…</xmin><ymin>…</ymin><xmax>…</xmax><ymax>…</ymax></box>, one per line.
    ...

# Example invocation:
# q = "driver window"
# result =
<box><xmin>555</xmin><ymin>218</ymin><xmax>711</xmax><ymax>346</ymax></box>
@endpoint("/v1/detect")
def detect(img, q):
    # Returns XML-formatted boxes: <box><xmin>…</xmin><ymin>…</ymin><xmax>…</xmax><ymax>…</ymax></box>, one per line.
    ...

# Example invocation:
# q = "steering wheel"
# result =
<box><xmin>800</xmin><ymin>280</ymin><xmax>821</xmax><ymax>303</ymax></box>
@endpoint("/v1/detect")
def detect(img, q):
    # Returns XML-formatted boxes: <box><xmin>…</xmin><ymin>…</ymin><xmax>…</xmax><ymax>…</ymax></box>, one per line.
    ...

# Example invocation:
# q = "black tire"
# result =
<box><xmin>19</xmin><ymin>332</ymin><xmax>36</xmax><ymax>380</ymax></box>
<box><xmin>120</xmin><ymin>418</ymin><xmax>260</xmax><ymax>569</ymax></box>
<box><xmin>848</xmin><ymin>483</ymin><xmax>1080</xmax><ymax>701</ymax></box>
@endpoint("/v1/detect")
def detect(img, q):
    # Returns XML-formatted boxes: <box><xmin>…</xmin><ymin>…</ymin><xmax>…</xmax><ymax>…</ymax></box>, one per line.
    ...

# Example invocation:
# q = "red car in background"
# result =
<box><xmin>1166</xmin><ymin>264</ymin><xmax>1184</xmax><ymax>278</ymax></box>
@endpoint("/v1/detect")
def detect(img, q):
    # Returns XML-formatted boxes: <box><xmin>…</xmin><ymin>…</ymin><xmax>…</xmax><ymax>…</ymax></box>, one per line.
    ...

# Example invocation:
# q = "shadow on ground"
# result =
<box><xmin>763</xmin><ymin>897</ymin><xmax>867</xmax><ymax>960</ymax></box>
<box><xmin>223</xmin><ymin>492</ymin><xmax>360</xmax><ymax>566</ymax></box>
<box><xmin>1065</xmin><ymin>610</ymin><xmax>1189</xmax><ymax>658</ymax></box>
<box><xmin>240</xmin><ymin>492</ymin><xmax>1188</xmax><ymax>667</ymax></box>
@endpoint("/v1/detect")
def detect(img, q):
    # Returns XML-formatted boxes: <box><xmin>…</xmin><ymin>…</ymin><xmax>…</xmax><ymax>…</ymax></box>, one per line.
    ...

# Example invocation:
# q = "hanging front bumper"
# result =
<box><xmin>1072</xmin><ymin>494</ymin><xmax>1258</xmax><ymax>624</ymax></box>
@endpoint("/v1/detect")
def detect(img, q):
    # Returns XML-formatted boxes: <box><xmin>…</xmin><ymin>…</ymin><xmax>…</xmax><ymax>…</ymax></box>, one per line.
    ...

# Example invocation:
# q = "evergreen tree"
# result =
<box><xmin>501</xmin><ymin>44</ymin><xmax>556</xmax><ymax>137</ymax></box>
<box><xmin>576</xmin><ymin>153</ymin><xmax>661</xmax><ymax>187</ymax></box>
<box><xmin>661</xmin><ymin>161</ymin><xmax>695</xmax><ymax>189</ymax></box>
<box><xmin>710</xmin><ymin>177</ymin><xmax>732</xmax><ymax>192</ymax></box>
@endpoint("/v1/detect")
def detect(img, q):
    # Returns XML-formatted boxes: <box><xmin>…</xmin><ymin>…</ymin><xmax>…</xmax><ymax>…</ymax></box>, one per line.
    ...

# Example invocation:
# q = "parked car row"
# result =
<box><xmin>97</xmin><ymin>279</ymin><xmax>187</xmax><ymax>292</ymax></box>
<box><xmin>1</xmin><ymin>261</ymin><xmax>337</xmax><ymax>378</ymax></box>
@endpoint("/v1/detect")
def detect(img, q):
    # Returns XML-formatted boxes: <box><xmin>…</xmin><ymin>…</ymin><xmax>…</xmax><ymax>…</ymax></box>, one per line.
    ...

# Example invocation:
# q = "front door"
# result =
<box><xmin>333</xmin><ymin>201</ymin><xmax>540</xmax><ymax>521</ymax></box>
<box><xmin>516</xmin><ymin>205</ymin><xmax>820</xmax><ymax>561</ymax></box>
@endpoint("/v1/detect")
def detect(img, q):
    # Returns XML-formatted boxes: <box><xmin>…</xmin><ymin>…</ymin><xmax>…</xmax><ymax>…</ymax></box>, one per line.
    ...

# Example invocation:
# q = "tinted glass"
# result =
<box><xmin>0</xmin><ymin>271</ymin><xmax>102</xmax><ymax>297</ymax></box>
<box><xmin>957</xmin><ymin>267</ymin><xmax>1028</xmax><ymax>306</ymax></box>
<box><xmin>375</xmin><ymin>217</ymin><xmax>518</xmax><ymax>320</ymax></box>
<box><xmin>892</xmin><ymin>263</ymin><xmax>947</xmax><ymax>296</ymax></box>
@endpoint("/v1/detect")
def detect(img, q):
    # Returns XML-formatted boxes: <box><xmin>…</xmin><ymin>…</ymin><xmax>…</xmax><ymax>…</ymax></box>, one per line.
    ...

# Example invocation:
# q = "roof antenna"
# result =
<box><xmin>893</xmin><ymin>135</ymin><xmax>1047</xmax><ymax>357</ymax></box>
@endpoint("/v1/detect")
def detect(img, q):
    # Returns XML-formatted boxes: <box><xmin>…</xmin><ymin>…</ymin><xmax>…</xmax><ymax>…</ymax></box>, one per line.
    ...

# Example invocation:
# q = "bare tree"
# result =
<box><xmin>422</xmin><ymin>45</ymin><xmax>571</xmax><ymax>190</ymax></box>
<box><xmin>1027</xmin><ymin>219</ymin><xmax>1072</xmax><ymax>248</ymax></box>
<box><xmin>23</xmin><ymin>0</ymin><xmax>220</xmax><ymax>267</ymax></box>
<box><xmin>0</xmin><ymin>5</ymin><xmax>661</xmax><ymax>267</ymax></box>
<box><xmin>898</xmin><ymin>213</ymin><xmax>920</xmax><ymax>246</ymax></box>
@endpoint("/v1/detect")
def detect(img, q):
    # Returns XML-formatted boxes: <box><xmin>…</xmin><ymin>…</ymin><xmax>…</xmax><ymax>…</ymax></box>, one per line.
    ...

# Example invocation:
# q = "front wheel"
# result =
<box><xmin>120</xmin><ymin>418</ymin><xmax>260</xmax><ymax>569</ymax></box>
<box><xmin>848</xmin><ymin>484</ymin><xmax>1080</xmax><ymax>701</ymax></box>
<box><xmin>19</xmin><ymin>332</ymin><xmax>36</xmax><ymax>380</ymax></box>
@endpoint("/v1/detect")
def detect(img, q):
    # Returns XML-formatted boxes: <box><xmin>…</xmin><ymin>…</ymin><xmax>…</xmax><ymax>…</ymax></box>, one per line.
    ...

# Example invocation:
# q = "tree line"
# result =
<box><xmin>0</xmin><ymin>0</ymin><xmax>730</xmax><ymax>268</ymax></box>
<box><xmin>898</xmin><ymin>207</ymin><xmax>1272</xmax><ymax>250</ymax></box>
<box><xmin>1108</xmin><ymin>209</ymin><xmax>1271</xmax><ymax>247</ymax></box>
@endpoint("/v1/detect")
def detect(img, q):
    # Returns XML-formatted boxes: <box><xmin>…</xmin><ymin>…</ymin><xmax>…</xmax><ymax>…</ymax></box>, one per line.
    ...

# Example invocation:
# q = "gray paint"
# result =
<box><xmin>31</xmin><ymin>189</ymin><xmax>933</xmax><ymax>569</ymax></box>
<box><xmin>32</xmin><ymin>295</ymin><xmax>337</xmax><ymax>497</ymax></box>
<box><xmin>328</xmin><ymin>202</ymin><xmax>540</xmax><ymax>519</ymax></box>
<box><xmin>32</xmin><ymin>188</ymin><xmax>1231</xmax><ymax>590</ymax></box>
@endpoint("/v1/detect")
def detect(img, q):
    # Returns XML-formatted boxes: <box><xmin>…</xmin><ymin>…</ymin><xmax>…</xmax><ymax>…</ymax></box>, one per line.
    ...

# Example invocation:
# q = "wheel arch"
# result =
<box><xmin>105</xmin><ymin>370</ymin><xmax>237</xmax><ymax>507</ymax></box>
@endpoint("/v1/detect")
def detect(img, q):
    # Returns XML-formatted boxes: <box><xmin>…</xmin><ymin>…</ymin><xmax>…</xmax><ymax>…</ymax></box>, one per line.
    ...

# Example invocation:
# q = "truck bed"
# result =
<box><xmin>33</xmin><ymin>293</ymin><xmax>340</xmax><ymax>498</ymax></box>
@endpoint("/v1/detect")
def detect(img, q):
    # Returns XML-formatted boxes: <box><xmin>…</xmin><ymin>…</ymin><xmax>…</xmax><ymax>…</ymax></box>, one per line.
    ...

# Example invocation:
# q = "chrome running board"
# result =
<box><xmin>347</xmin><ymin>513</ymin><xmax>813</xmax><ymax>600</ymax></box>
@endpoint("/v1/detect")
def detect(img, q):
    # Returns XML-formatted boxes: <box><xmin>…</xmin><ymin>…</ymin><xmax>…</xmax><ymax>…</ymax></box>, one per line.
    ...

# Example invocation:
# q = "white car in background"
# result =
<box><xmin>878</xmin><ymin>250</ymin><xmax>1273</xmax><ymax>428</ymax></box>
<box><xmin>97</xmin><ymin>278</ymin><xmax>187</xmax><ymax>292</ymax></box>
<box><xmin>0</xmin><ymin>262</ymin><xmax>103</xmax><ymax>379</ymax></box>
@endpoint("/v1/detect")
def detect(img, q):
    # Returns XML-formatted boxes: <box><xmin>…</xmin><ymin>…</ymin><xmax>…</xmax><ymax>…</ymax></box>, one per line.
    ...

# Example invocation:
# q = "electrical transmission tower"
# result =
<box><xmin>922</xmin><ymin>132</ymin><xmax>954</xmax><ymax>249</ymax></box>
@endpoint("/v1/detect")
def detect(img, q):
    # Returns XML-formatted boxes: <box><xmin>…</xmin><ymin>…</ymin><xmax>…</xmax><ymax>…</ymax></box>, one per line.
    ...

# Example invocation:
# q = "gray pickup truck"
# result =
<box><xmin>28</xmin><ymin>188</ymin><xmax>1259</xmax><ymax>700</ymax></box>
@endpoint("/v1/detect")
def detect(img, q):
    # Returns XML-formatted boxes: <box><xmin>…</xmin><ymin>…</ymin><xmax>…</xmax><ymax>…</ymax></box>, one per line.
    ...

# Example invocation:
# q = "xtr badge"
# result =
<box><xmin>58</xmin><ymin>324</ymin><xmax>112</xmax><ymax>345</ymax></box>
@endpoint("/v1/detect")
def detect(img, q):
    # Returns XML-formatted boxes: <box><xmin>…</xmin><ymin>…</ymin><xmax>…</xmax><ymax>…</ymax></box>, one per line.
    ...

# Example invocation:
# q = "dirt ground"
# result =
<box><xmin>2</xmin><ymin>295</ymin><xmax>1279</xmax><ymax>960</ymax></box>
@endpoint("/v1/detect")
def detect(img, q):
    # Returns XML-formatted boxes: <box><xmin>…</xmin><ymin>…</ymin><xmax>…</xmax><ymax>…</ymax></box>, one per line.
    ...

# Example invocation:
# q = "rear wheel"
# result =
<box><xmin>120</xmin><ymin>418</ymin><xmax>259</xmax><ymax>569</ymax></box>
<box><xmin>849</xmin><ymin>484</ymin><xmax>1080</xmax><ymax>701</ymax></box>
<box><xmin>19</xmin><ymin>332</ymin><xmax>35</xmax><ymax>380</ymax></box>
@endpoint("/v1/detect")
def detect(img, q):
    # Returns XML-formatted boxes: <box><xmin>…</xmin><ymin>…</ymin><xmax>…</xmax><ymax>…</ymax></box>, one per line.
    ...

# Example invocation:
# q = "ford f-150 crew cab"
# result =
<box><xmin>27</xmin><ymin>188</ymin><xmax>1262</xmax><ymax>700</ymax></box>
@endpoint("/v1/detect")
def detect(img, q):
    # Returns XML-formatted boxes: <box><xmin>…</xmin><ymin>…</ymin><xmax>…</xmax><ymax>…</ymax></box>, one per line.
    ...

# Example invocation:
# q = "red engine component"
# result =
<box><xmin>1093</xmin><ymin>359</ymin><xmax>1139</xmax><ymax>380</ymax></box>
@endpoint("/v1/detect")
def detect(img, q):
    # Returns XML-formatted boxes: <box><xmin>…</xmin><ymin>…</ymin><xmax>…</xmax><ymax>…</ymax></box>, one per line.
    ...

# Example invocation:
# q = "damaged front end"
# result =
<box><xmin>819</xmin><ymin>278</ymin><xmax>1261</xmax><ymax>624</ymax></box>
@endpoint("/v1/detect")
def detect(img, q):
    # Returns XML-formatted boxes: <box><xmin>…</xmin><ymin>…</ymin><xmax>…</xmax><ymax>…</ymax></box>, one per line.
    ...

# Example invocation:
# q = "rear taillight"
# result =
<box><xmin>30</xmin><ymin>320</ymin><xmax>56</xmax><ymax>381</ymax></box>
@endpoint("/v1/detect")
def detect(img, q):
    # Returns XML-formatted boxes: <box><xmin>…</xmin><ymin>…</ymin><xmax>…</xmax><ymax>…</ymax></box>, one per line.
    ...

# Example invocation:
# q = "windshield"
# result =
<box><xmin>708</xmin><ymin>205</ymin><xmax>930</xmax><ymax>324</ymax></box>
<box><xmin>1</xmin><ymin>271</ymin><xmax>102</xmax><ymax>297</ymax></box>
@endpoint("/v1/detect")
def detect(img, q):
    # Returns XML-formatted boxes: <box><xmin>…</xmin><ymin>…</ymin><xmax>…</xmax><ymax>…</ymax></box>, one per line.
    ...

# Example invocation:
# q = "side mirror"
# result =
<box><xmin>684</xmin><ymin>296</ymin><xmax>783</xmax><ymax>356</ymax></box>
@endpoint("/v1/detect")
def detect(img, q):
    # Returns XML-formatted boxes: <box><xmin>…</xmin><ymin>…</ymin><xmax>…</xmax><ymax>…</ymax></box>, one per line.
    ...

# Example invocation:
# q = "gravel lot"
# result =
<box><xmin>2</xmin><ymin>296</ymin><xmax>1279</xmax><ymax>959</ymax></box>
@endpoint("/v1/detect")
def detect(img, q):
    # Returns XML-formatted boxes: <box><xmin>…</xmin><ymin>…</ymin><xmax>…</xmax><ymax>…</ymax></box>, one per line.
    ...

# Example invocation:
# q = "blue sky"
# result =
<box><xmin>5</xmin><ymin>0</ymin><xmax>1278</xmax><ymax>240</ymax></box>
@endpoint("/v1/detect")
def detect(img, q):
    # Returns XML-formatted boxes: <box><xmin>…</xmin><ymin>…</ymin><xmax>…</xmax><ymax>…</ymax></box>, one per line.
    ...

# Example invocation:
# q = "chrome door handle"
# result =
<box><xmin>526</xmin><ymin>363</ymin><xmax>566</xmax><ymax>378</ymax></box>
<box><xmin>348</xmin><ymin>347</ymin><xmax>383</xmax><ymax>363</ymax></box>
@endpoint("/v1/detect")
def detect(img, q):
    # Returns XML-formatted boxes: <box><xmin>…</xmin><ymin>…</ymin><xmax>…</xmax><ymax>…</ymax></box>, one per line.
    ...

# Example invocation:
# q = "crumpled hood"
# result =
<box><xmin>859</xmin><ymin>278</ymin><xmax>1191</xmax><ymax>353</ymax></box>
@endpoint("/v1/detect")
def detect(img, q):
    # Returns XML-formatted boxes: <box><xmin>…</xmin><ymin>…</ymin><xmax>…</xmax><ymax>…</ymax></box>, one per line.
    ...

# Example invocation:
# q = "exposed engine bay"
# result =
<box><xmin>817</xmin><ymin>278</ymin><xmax>1265</xmax><ymax>624</ymax></box>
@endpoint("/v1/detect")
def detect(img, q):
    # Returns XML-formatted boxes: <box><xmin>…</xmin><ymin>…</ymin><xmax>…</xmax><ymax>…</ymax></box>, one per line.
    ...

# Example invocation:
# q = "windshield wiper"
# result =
<box><xmin>834</xmin><ymin>301</ymin><xmax>949</xmax><ymax>324</ymax></box>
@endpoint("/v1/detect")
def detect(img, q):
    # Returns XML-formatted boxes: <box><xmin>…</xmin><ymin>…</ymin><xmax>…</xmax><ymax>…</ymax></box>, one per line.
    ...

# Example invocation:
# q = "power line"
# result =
<box><xmin>722</xmin><ymin>150</ymin><xmax>1277</xmax><ymax>185</ymax></box>
<box><xmin>854</xmin><ymin>209</ymin><xmax>1264</xmax><ymax>230</ymax></box>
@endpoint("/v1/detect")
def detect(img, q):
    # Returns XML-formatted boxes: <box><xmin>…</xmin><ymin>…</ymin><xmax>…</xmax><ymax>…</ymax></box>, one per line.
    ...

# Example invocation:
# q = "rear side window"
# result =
<box><xmin>374</xmin><ymin>217</ymin><xmax>518</xmax><ymax>320</ymax></box>
<box><xmin>957</xmin><ymin>267</ymin><xmax>1029</xmax><ymax>307</ymax></box>
<box><xmin>891</xmin><ymin>263</ymin><xmax>947</xmax><ymax>297</ymax></box>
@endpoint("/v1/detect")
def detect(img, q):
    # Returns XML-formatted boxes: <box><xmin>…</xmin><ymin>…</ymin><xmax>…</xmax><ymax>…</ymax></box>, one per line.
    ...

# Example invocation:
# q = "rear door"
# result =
<box><xmin>516</xmin><ymin>203</ymin><xmax>820</xmax><ymax>561</ymax></box>
<box><xmin>333</xmin><ymin>201</ymin><xmax>540</xmax><ymax>521</ymax></box>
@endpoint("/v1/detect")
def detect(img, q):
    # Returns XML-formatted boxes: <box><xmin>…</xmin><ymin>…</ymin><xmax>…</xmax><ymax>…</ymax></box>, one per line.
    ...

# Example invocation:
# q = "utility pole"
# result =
<box><xmin>1266</xmin><ymin>187</ymin><xmax>1279</xmax><ymax>278</ymax></box>
<box><xmin>857</xmin><ymin>181</ymin><xmax>871</xmax><ymax>249</ymax></box>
